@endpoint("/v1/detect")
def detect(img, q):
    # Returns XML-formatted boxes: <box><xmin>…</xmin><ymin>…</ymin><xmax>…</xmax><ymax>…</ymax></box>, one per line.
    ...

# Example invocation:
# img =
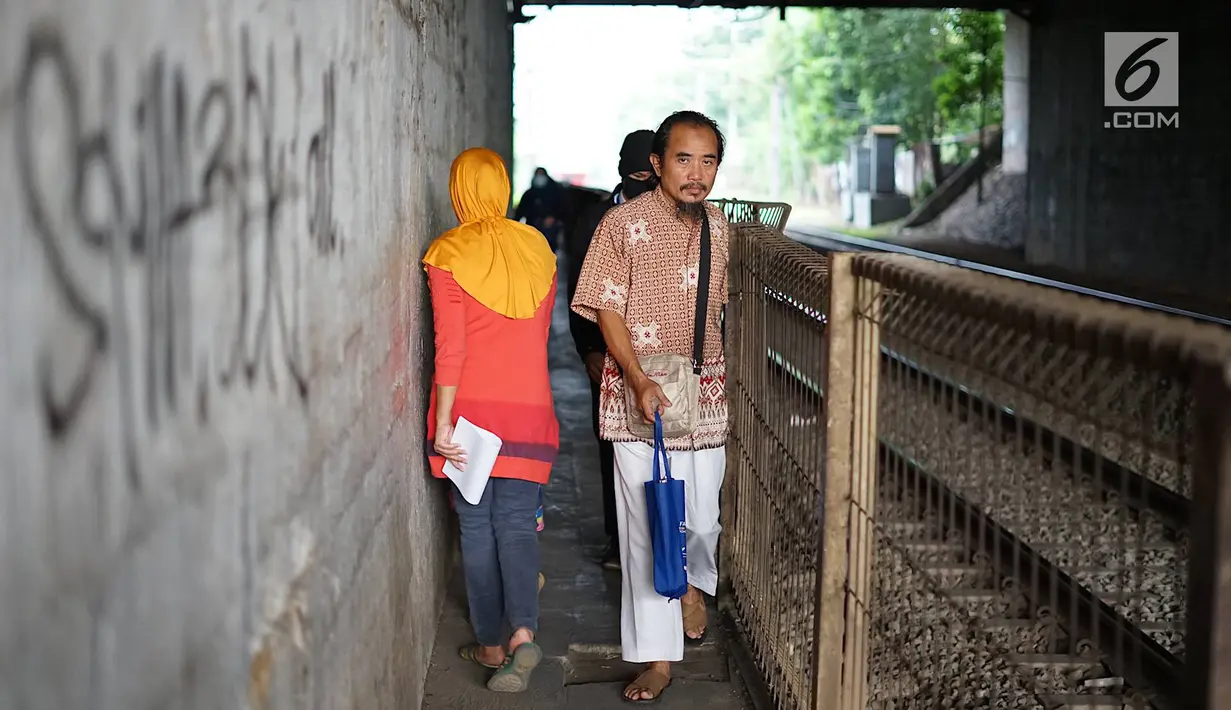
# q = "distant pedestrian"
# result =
<box><xmin>515</xmin><ymin>167</ymin><xmax>568</xmax><ymax>250</ymax></box>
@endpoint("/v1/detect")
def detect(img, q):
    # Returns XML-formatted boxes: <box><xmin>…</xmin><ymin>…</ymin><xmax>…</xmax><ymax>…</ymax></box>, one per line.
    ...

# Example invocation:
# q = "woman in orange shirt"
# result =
<box><xmin>424</xmin><ymin>147</ymin><xmax>559</xmax><ymax>693</ymax></box>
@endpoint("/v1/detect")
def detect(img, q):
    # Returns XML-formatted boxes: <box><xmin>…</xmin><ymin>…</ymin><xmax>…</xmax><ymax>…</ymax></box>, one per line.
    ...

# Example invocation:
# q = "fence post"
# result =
<box><xmin>720</xmin><ymin>224</ymin><xmax>749</xmax><ymax>595</ymax></box>
<box><xmin>720</xmin><ymin>225</ymin><xmax>765</xmax><ymax>609</ymax></box>
<box><xmin>840</xmin><ymin>262</ymin><xmax>882</xmax><ymax>710</ymax></box>
<box><xmin>813</xmin><ymin>253</ymin><xmax>856</xmax><ymax>708</ymax></box>
<box><xmin>1186</xmin><ymin>356</ymin><xmax>1231</xmax><ymax>710</ymax></box>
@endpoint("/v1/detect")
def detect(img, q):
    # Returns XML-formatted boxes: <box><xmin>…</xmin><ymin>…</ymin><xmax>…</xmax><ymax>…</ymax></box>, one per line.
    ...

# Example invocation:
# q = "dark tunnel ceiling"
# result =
<box><xmin>519</xmin><ymin>0</ymin><xmax>1035</xmax><ymax>10</ymax></box>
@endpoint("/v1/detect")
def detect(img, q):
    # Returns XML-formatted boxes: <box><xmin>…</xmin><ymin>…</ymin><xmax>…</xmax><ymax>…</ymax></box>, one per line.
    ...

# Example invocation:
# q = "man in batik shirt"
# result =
<box><xmin>571</xmin><ymin>110</ymin><xmax>729</xmax><ymax>703</ymax></box>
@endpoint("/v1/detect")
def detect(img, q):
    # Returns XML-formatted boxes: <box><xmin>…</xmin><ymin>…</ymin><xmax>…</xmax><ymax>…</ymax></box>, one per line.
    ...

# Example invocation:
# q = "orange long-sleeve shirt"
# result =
<box><xmin>425</xmin><ymin>265</ymin><xmax>559</xmax><ymax>485</ymax></box>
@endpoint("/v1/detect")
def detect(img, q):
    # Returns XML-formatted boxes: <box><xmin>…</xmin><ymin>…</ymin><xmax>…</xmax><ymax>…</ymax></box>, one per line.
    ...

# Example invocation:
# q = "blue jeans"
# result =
<box><xmin>454</xmin><ymin>478</ymin><xmax>542</xmax><ymax>647</ymax></box>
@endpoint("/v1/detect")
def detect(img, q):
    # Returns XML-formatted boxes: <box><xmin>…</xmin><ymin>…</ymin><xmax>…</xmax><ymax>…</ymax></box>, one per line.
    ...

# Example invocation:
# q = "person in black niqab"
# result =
<box><xmin>565</xmin><ymin>129</ymin><xmax>658</xmax><ymax>571</ymax></box>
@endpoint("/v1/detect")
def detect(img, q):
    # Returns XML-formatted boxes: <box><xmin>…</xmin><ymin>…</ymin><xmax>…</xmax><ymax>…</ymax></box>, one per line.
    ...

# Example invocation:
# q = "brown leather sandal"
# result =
<box><xmin>458</xmin><ymin>645</ymin><xmax>504</xmax><ymax>669</ymax></box>
<box><xmin>682</xmin><ymin>596</ymin><xmax>708</xmax><ymax>644</ymax></box>
<box><xmin>622</xmin><ymin>669</ymin><xmax>672</xmax><ymax>704</ymax></box>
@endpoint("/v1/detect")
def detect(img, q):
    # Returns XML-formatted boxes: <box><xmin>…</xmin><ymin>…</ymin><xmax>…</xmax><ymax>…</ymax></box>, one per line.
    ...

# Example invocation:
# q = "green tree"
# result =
<box><xmin>779</xmin><ymin>9</ymin><xmax>946</xmax><ymax>164</ymax></box>
<box><xmin>775</xmin><ymin>7</ymin><xmax>1005</xmax><ymax>179</ymax></box>
<box><xmin>933</xmin><ymin>9</ymin><xmax>1005</xmax><ymax>137</ymax></box>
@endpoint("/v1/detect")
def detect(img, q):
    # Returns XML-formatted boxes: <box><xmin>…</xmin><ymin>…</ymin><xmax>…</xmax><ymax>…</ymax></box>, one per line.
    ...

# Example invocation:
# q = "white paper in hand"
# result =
<box><xmin>442</xmin><ymin>417</ymin><xmax>503</xmax><ymax>505</ymax></box>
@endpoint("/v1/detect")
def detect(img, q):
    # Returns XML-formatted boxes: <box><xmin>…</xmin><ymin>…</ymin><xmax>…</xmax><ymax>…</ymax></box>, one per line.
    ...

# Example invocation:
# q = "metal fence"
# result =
<box><xmin>722</xmin><ymin>219</ymin><xmax>1231</xmax><ymax>710</ymax></box>
<box><xmin>714</xmin><ymin>199</ymin><xmax>793</xmax><ymax>233</ymax></box>
<box><xmin>724</xmin><ymin>223</ymin><xmax>829</xmax><ymax>710</ymax></box>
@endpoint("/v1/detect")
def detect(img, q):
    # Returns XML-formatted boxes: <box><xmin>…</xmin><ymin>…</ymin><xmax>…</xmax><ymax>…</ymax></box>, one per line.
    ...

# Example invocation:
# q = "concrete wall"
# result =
<box><xmin>1025</xmin><ymin>3</ymin><xmax>1229</xmax><ymax>301</ymax></box>
<box><xmin>0</xmin><ymin>1</ymin><xmax>511</xmax><ymax>709</ymax></box>
<box><xmin>1001</xmin><ymin>12</ymin><xmax>1029</xmax><ymax>175</ymax></box>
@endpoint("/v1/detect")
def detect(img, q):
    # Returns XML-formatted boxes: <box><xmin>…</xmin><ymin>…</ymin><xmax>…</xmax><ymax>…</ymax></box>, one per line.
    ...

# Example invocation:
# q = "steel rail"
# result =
<box><xmin>785</xmin><ymin>226</ymin><xmax>1231</xmax><ymax>329</ymax></box>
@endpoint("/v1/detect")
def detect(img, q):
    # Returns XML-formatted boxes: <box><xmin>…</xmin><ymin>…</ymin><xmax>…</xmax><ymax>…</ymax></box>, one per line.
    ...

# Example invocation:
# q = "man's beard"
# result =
<box><xmin>675</xmin><ymin>200</ymin><xmax>707</xmax><ymax>222</ymax></box>
<box><xmin>673</xmin><ymin>182</ymin><xmax>709</xmax><ymax>221</ymax></box>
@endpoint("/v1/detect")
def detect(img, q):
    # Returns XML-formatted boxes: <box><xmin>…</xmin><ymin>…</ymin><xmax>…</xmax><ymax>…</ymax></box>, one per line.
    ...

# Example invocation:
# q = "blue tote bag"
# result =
<box><xmin>645</xmin><ymin>412</ymin><xmax>689</xmax><ymax>600</ymax></box>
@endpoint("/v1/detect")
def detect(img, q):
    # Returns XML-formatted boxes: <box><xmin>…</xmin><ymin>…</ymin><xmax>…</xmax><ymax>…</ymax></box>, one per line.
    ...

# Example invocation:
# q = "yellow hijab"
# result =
<box><xmin>423</xmin><ymin>148</ymin><xmax>558</xmax><ymax>320</ymax></box>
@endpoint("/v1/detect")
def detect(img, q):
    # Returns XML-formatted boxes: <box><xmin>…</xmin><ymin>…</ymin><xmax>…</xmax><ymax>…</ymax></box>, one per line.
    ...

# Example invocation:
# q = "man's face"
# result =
<box><xmin>650</xmin><ymin>123</ymin><xmax>719</xmax><ymax>209</ymax></box>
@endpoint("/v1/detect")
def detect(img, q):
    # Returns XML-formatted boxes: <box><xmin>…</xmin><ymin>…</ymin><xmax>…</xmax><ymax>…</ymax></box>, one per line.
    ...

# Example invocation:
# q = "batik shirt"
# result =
<box><xmin>571</xmin><ymin>187</ymin><xmax>730</xmax><ymax>451</ymax></box>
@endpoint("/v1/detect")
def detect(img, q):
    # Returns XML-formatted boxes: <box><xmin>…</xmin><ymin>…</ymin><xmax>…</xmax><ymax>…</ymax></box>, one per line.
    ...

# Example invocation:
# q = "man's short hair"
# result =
<box><xmin>651</xmin><ymin>110</ymin><xmax>726</xmax><ymax>165</ymax></box>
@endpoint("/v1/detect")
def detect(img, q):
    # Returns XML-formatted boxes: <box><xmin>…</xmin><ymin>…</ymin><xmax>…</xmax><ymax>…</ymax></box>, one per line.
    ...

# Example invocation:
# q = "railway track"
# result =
<box><xmin>744</xmin><ymin>271</ymin><xmax>1195</xmax><ymax>708</ymax></box>
<box><xmin>783</xmin><ymin>225</ymin><xmax>1231</xmax><ymax>330</ymax></box>
<box><xmin>750</xmin><ymin>353</ymin><xmax>1187</xmax><ymax>708</ymax></box>
<box><xmin>874</xmin><ymin>377</ymin><xmax>1183</xmax><ymax>709</ymax></box>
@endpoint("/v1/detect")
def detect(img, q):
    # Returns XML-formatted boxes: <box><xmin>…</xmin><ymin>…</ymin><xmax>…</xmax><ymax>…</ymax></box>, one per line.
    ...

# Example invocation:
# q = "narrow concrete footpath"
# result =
<box><xmin>421</xmin><ymin>258</ymin><xmax>753</xmax><ymax>710</ymax></box>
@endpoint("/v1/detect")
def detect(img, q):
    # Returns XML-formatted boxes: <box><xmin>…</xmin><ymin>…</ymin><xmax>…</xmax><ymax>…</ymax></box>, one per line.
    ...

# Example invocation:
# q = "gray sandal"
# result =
<box><xmin>486</xmin><ymin>641</ymin><xmax>543</xmax><ymax>693</ymax></box>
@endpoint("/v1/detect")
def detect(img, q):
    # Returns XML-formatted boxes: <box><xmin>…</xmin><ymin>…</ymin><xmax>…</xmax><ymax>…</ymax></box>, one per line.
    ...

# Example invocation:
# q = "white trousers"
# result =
<box><xmin>613</xmin><ymin>442</ymin><xmax>727</xmax><ymax>663</ymax></box>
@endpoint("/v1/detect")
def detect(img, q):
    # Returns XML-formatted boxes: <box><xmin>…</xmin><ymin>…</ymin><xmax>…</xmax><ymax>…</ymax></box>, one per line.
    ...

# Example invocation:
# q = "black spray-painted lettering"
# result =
<box><xmin>14</xmin><ymin>24</ymin><xmax>342</xmax><ymax>488</ymax></box>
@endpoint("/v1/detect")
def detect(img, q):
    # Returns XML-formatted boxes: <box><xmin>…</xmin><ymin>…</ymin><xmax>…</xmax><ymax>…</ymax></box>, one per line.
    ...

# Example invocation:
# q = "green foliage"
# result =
<box><xmin>772</xmin><ymin>11</ymin><xmax>859</xmax><ymax>164</ymax></box>
<box><xmin>940</xmin><ymin>140</ymin><xmax>974</xmax><ymax>165</ymax></box>
<box><xmin>934</xmin><ymin>9</ymin><xmax>1005</xmax><ymax>136</ymax></box>
<box><xmin>774</xmin><ymin>8</ymin><xmax>1005</xmax><ymax>165</ymax></box>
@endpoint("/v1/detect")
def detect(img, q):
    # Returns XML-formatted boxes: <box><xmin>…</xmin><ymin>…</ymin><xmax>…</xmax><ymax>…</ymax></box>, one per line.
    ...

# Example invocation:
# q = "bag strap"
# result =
<box><xmin>692</xmin><ymin>209</ymin><xmax>712</xmax><ymax>376</ymax></box>
<box><xmin>652</xmin><ymin>412</ymin><xmax>673</xmax><ymax>482</ymax></box>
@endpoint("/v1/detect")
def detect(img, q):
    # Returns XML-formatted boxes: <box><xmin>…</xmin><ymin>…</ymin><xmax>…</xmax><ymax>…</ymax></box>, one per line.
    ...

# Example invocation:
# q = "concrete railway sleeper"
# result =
<box><xmin>880</xmin><ymin>376</ymin><xmax>1188</xmax><ymax>656</ymax></box>
<box><xmin>869</xmin><ymin>463</ymin><xmax>1161</xmax><ymax>709</ymax></box>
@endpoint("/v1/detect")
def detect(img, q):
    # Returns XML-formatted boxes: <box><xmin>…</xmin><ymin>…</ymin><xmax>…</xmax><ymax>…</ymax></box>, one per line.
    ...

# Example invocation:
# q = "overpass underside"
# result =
<box><xmin>522</xmin><ymin>0</ymin><xmax>1226</xmax><ymax>308</ymax></box>
<box><xmin>521</xmin><ymin>0</ymin><xmax>1032</xmax><ymax>9</ymax></box>
<box><xmin>3</xmin><ymin>1</ymin><xmax>1227</xmax><ymax>710</ymax></box>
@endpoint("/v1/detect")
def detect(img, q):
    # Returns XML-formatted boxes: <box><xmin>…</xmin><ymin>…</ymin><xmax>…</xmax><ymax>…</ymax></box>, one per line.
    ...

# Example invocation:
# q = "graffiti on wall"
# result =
<box><xmin>13</xmin><ymin>24</ymin><xmax>343</xmax><ymax>488</ymax></box>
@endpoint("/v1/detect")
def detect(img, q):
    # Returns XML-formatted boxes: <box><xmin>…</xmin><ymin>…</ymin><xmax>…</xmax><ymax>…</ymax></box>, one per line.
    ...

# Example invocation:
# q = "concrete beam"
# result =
<box><xmin>1024</xmin><ymin>2</ymin><xmax>1230</xmax><ymax>303</ymax></box>
<box><xmin>523</xmin><ymin>0</ymin><xmax>1037</xmax><ymax>11</ymax></box>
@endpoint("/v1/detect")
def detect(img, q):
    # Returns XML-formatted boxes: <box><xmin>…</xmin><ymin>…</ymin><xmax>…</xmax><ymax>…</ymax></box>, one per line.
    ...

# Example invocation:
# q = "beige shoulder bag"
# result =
<box><xmin>624</xmin><ymin>210</ymin><xmax>712</xmax><ymax>440</ymax></box>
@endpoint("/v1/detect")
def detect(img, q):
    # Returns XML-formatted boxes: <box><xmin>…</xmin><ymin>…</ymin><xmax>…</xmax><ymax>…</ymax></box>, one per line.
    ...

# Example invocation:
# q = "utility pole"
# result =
<box><xmin>727</xmin><ymin>21</ymin><xmax>738</xmax><ymax>155</ymax></box>
<box><xmin>784</xmin><ymin>89</ymin><xmax>805</xmax><ymax>202</ymax></box>
<box><xmin>694</xmin><ymin>61</ymin><xmax>706</xmax><ymax>113</ymax></box>
<box><xmin>770</xmin><ymin>74</ymin><xmax>784</xmax><ymax>198</ymax></box>
<box><xmin>977</xmin><ymin>22</ymin><xmax>990</xmax><ymax>204</ymax></box>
